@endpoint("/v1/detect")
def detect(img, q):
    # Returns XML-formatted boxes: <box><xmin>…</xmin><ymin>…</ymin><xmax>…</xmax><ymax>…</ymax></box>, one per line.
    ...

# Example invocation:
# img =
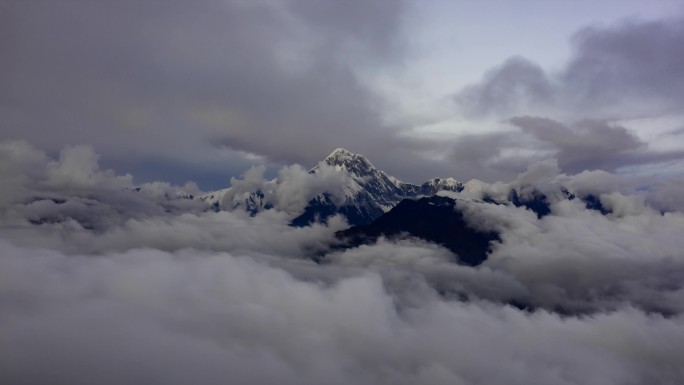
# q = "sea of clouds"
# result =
<box><xmin>1</xmin><ymin>140</ymin><xmax>683</xmax><ymax>385</ymax></box>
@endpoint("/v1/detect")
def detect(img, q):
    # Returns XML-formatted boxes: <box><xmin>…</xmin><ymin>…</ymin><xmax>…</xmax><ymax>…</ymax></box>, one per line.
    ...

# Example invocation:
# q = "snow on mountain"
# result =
<box><xmin>199</xmin><ymin>148</ymin><xmax>464</xmax><ymax>225</ymax></box>
<box><xmin>293</xmin><ymin>148</ymin><xmax>463</xmax><ymax>225</ymax></box>
<box><xmin>198</xmin><ymin>185</ymin><xmax>274</xmax><ymax>214</ymax></box>
<box><xmin>196</xmin><ymin>148</ymin><xmax>614</xmax><ymax>225</ymax></box>
<box><xmin>421</xmin><ymin>177</ymin><xmax>463</xmax><ymax>195</ymax></box>
<box><xmin>311</xmin><ymin>148</ymin><xmax>416</xmax><ymax>211</ymax></box>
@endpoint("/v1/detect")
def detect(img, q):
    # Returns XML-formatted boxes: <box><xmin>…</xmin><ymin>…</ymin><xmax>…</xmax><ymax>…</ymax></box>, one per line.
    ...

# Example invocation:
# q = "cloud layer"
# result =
<box><xmin>3</xmin><ymin>0</ymin><xmax>434</xmax><ymax>187</ymax></box>
<box><xmin>2</xmin><ymin>141</ymin><xmax>684</xmax><ymax>384</ymax></box>
<box><xmin>2</xmin><ymin>240</ymin><xmax>684</xmax><ymax>385</ymax></box>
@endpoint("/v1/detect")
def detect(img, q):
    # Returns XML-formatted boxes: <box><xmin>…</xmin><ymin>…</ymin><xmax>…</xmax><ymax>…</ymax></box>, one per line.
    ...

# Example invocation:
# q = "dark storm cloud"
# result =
<box><xmin>1</xmin><ymin>0</ymin><xmax>431</xmax><ymax>186</ymax></box>
<box><xmin>455</xmin><ymin>15</ymin><xmax>684</xmax><ymax>118</ymax></box>
<box><xmin>454</xmin><ymin>57</ymin><xmax>554</xmax><ymax>118</ymax></box>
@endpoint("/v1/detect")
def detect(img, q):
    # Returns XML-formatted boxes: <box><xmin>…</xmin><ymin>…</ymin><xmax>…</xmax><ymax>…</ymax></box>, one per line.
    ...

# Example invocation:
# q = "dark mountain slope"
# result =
<box><xmin>335</xmin><ymin>195</ymin><xmax>500</xmax><ymax>266</ymax></box>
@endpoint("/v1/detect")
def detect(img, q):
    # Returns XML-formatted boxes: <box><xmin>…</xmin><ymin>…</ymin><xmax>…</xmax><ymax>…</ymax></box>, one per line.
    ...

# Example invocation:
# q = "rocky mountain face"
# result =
<box><xmin>334</xmin><ymin>195</ymin><xmax>500</xmax><ymax>266</ymax></box>
<box><xmin>198</xmin><ymin>148</ymin><xmax>610</xmax><ymax>227</ymax></box>
<box><xmin>291</xmin><ymin>148</ymin><xmax>463</xmax><ymax>226</ymax></box>
<box><xmin>199</xmin><ymin>188</ymin><xmax>273</xmax><ymax>215</ymax></box>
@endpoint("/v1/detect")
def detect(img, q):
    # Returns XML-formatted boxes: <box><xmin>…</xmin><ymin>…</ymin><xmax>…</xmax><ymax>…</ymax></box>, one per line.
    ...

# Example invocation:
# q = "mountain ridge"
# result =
<box><xmin>334</xmin><ymin>195</ymin><xmax>500</xmax><ymax>266</ymax></box>
<box><xmin>200</xmin><ymin>148</ymin><xmax>464</xmax><ymax>225</ymax></box>
<box><xmin>293</xmin><ymin>148</ymin><xmax>463</xmax><ymax>225</ymax></box>
<box><xmin>197</xmin><ymin>148</ymin><xmax>610</xmax><ymax>226</ymax></box>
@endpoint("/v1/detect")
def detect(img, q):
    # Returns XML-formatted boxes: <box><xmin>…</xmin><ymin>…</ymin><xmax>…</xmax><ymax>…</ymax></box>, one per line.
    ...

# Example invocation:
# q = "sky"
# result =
<box><xmin>3</xmin><ymin>0</ymin><xmax>684</xmax><ymax>190</ymax></box>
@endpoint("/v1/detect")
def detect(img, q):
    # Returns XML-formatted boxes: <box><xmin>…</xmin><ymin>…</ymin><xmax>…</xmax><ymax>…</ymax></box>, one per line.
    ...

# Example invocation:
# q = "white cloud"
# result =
<box><xmin>1</xmin><ymin>241</ymin><xmax>683</xmax><ymax>385</ymax></box>
<box><xmin>2</xmin><ymin>141</ymin><xmax>684</xmax><ymax>384</ymax></box>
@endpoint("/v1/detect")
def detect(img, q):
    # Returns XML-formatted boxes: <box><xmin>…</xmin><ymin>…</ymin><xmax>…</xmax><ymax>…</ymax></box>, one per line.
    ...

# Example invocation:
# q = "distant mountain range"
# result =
<box><xmin>197</xmin><ymin>148</ymin><xmax>610</xmax><ymax>265</ymax></box>
<box><xmin>292</xmin><ymin>148</ymin><xmax>463</xmax><ymax>226</ymax></box>
<box><xmin>200</xmin><ymin>148</ymin><xmax>464</xmax><ymax>226</ymax></box>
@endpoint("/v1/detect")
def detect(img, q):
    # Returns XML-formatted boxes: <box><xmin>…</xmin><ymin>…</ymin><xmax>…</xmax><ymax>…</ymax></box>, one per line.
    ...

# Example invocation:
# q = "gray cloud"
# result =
<box><xmin>510</xmin><ymin>116</ymin><xmax>684</xmax><ymax>173</ymax></box>
<box><xmin>454</xmin><ymin>57</ymin><xmax>554</xmax><ymax>118</ymax></box>
<box><xmin>442</xmin><ymin>115</ymin><xmax>684</xmax><ymax>179</ymax></box>
<box><xmin>218</xmin><ymin>161</ymin><xmax>355</xmax><ymax>216</ymax></box>
<box><xmin>3</xmin><ymin>141</ymin><xmax>684</xmax><ymax>383</ymax></box>
<box><xmin>4</xmin><ymin>2</ymin><xmax>684</xmax><ymax>189</ymax></box>
<box><xmin>565</xmin><ymin>17</ymin><xmax>684</xmax><ymax>112</ymax></box>
<box><xmin>0</xmin><ymin>141</ymin><xmax>347</xmax><ymax>256</ymax></box>
<box><xmin>450</xmin><ymin>15</ymin><xmax>684</xmax><ymax>178</ymax></box>
<box><xmin>462</xmin><ymin>195</ymin><xmax>684</xmax><ymax>315</ymax></box>
<box><xmin>2</xmin><ymin>241</ymin><xmax>684</xmax><ymax>385</ymax></box>
<box><xmin>2</xmin><ymin>0</ymin><xmax>436</xmax><ymax>188</ymax></box>
<box><xmin>455</xmin><ymin>15</ymin><xmax>684</xmax><ymax>118</ymax></box>
<box><xmin>510</xmin><ymin>116</ymin><xmax>643</xmax><ymax>172</ymax></box>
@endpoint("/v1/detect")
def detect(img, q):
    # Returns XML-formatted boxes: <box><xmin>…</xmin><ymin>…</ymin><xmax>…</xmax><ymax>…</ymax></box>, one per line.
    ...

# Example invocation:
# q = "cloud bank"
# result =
<box><xmin>2</xmin><ymin>241</ymin><xmax>684</xmax><ymax>385</ymax></box>
<box><xmin>2</xmin><ymin>141</ymin><xmax>684</xmax><ymax>384</ymax></box>
<box><xmin>2</xmin><ymin>0</ymin><xmax>432</xmax><ymax>187</ymax></box>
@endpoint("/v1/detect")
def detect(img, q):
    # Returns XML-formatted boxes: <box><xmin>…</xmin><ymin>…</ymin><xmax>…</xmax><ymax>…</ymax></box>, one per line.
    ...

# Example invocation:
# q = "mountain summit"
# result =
<box><xmin>292</xmin><ymin>148</ymin><xmax>463</xmax><ymax>226</ymax></box>
<box><xmin>324</xmin><ymin>148</ymin><xmax>367</xmax><ymax>167</ymax></box>
<box><xmin>311</xmin><ymin>148</ymin><xmax>414</xmax><ymax>210</ymax></box>
<box><xmin>197</xmin><ymin>148</ymin><xmax>609</xmax><ymax>227</ymax></box>
<box><xmin>199</xmin><ymin>147</ymin><xmax>464</xmax><ymax>226</ymax></box>
<box><xmin>320</xmin><ymin>148</ymin><xmax>385</xmax><ymax>178</ymax></box>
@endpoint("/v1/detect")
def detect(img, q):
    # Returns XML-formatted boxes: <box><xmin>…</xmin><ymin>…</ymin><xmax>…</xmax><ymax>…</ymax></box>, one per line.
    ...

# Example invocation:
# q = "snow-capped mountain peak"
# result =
<box><xmin>202</xmin><ymin>148</ymin><xmax>464</xmax><ymax>226</ymax></box>
<box><xmin>322</xmin><ymin>148</ymin><xmax>379</xmax><ymax>177</ymax></box>
<box><xmin>326</xmin><ymin>147</ymin><xmax>354</xmax><ymax>159</ymax></box>
<box><xmin>313</xmin><ymin>148</ymin><xmax>408</xmax><ymax>212</ymax></box>
<box><xmin>294</xmin><ymin>149</ymin><xmax>465</xmax><ymax>225</ymax></box>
